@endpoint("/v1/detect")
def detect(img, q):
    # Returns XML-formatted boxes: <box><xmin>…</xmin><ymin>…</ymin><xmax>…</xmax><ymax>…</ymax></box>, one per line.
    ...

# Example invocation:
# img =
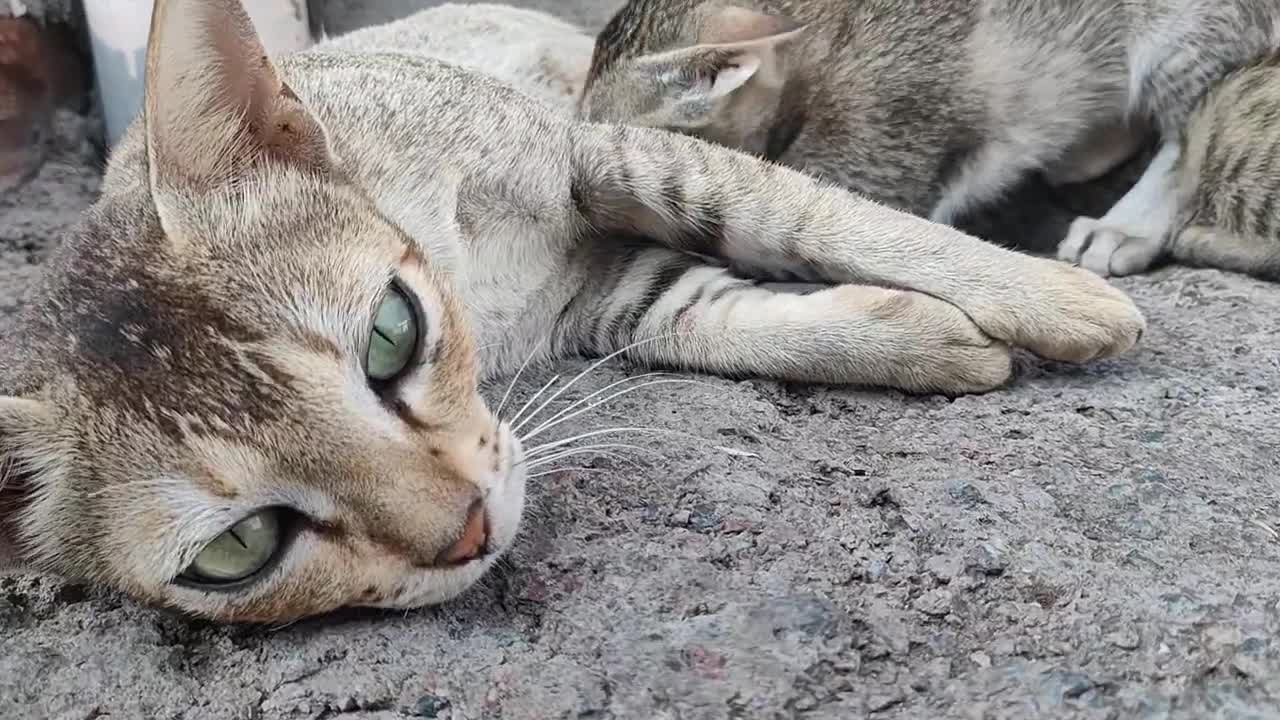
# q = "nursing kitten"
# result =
<box><xmin>579</xmin><ymin>0</ymin><xmax>1280</xmax><ymax>279</ymax></box>
<box><xmin>0</xmin><ymin>0</ymin><xmax>1142</xmax><ymax>622</ymax></box>
<box><xmin>1164</xmin><ymin>52</ymin><xmax>1280</xmax><ymax>279</ymax></box>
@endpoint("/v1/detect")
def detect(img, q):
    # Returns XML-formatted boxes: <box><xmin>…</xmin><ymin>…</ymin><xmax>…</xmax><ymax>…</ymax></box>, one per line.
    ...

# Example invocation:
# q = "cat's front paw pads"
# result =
<box><xmin>1057</xmin><ymin>217</ymin><xmax>1164</xmax><ymax>277</ymax></box>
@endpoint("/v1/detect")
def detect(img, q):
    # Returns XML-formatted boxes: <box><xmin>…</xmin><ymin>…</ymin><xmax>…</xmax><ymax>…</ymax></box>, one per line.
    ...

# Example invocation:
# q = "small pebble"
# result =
<box><xmin>967</xmin><ymin>541</ymin><xmax>1009</xmax><ymax>576</ymax></box>
<box><xmin>413</xmin><ymin>694</ymin><xmax>451</xmax><ymax>718</ymax></box>
<box><xmin>1107</xmin><ymin>628</ymin><xmax>1141</xmax><ymax>650</ymax></box>
<box><xmin>913</xmin><ymin>589</ymin><xmax>953</xmax><ymax>617</ymax></box>
<box><xmin>924</xmin><ymin>555</ymin><xmax>963</xmax><ymax>583</ymax></box>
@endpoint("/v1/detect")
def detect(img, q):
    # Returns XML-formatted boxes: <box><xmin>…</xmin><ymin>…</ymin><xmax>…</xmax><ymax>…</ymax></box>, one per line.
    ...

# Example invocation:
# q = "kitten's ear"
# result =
<box><xmin>0</xmin><ymin>397</ymin><xmax>53</xmax><ymax>572</ymax></box>
<box><xmin>633</xmin><ymin>7</ymin><xmax>804</xmax><ymax>107</ymax></box>
<box><xmin>142</xmin><ymin>0</ymin><xmax>329</xmax><ymax>193</ymax></box>
<box><xmin>697</xmin><ymin>6</ymin><xmax>804</xmax><ymax>46</ymax></box>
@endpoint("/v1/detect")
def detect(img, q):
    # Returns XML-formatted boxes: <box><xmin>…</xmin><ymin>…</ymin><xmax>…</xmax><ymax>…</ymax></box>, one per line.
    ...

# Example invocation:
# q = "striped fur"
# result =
<box><xmin>580</xmin><ymin>0</ymin><xmax>1280</xmax><ymax>279</ymax></box>
<box><xmin>1167</xmin><ymin>53</ymin><xmax>1280</xmax><ymax>279</ymax></box>
<box><xmin>0</xmin><ymin>1</ymin><xmax>1142</xmax><ymax>622</ymax></box>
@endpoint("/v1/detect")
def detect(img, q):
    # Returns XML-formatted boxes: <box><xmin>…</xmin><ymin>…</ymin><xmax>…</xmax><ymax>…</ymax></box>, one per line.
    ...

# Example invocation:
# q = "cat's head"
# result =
<box><xmin>0</xmin><ymin>0</ymin><xmax>526</xmax><ymax>622</ymax></box>
<box><xmin>579</xmin><ymin>0</ymin><xmax>806</xmax><ymax>156</ymax></box>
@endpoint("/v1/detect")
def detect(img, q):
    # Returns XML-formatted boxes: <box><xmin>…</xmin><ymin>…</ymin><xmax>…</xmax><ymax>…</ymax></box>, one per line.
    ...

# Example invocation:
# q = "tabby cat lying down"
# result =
<box><xmin>0</xmin><ymin>0</ymin><xmax>1142</xmax><ymax>622</ymax></box>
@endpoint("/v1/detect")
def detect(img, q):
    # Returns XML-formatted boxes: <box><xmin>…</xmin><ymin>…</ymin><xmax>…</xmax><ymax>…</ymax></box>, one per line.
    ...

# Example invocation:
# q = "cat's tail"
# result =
<box><xmin>1170</xmin><ymin>225</ymin><xmax>1280</xmax><ymax>281</ymax></box>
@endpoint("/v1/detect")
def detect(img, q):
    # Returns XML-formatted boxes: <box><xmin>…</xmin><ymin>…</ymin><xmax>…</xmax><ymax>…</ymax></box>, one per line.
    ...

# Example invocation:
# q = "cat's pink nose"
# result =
<box><xmin>433</xmin><ymin>498</ymin><xmax>489</xmax><ymax>567</ymax></box>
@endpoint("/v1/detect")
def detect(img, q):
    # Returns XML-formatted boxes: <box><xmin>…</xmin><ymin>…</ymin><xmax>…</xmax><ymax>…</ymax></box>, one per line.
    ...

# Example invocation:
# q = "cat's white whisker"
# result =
<box><xmin>524</xmin><ymin>426</ymin><xmax>690</xmax><ymax>457</ymax></box>
<box><xmin>521</xmin><ymin>376</ymin><xmax>699</xmax><ymax>443</ymax></box>
<box><xmin>527</xmin><ymin>449</ymin><xmax>643</xmax><ymax>476</ymax></box>
<box><xmin>509</xmin><ymin>333</ymin><xmax>684</xmax><ymax>436</ymax></box>
<box><xmin>508</xmin><ymin>373</ymin><xmax>561</xmax><ymax>431</ymax></box>
<box><xmin>528</xmin><ymin>467</ymin><xmax>612</xmax><ymax>479</ymax></box>
<box><xmin>526</xmin><ymin>442</ymin><xmax>651</xmax><ymax>468</ymax></box>
<box><xmin>521</xmin><ymin>370</ymin><xmax>678</xmax><ymax>436</ymax></box>
<box><xmin>495</xmin><ymin>336</ymin><xmax>548</xmax><ymax>421</ymax></box>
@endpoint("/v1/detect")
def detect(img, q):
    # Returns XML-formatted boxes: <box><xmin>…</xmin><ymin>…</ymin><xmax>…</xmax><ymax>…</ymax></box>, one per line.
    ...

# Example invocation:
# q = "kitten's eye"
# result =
<box><xmin>366</xmin><ymin>284</ymin><xmax>420</xmax><ymax>382</ymax></box>
<box><xmin>180</xmin><ymin>509</ymin><xmax>282</xmax><ymax>585</ymax></box>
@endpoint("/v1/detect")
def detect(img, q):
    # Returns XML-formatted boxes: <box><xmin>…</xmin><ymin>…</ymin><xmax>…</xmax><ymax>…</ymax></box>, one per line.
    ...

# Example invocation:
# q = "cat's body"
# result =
<box><xmin>1164</xmin><ymin>52</ymin><xmax>1280</xmax><ymax>279</ymax></box>
<box><xmin>320</xmin><ymin>4</ymin><xmax>594</xmax><ymax>114</ymax></box>
<box><xmin>0</xmin><ymin>0</ymin><xmax>1142</xmax><ymax>622</ymax></box>
<box><xmin>579</xmin><ymin>0</ymin><xmax>1280</xmax><ymax>279</ymax></box>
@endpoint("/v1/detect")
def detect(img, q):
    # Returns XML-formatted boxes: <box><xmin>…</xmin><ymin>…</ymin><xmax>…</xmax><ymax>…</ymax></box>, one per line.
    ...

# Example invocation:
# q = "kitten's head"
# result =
<box><xmin>0</xmin><ymin>0</ymin><xmax>526</xmax><ymax>622</ymax></box>
<box><xmin>579</xmin><ymin>0</ymin><xmax>806</xmax><ymax>156</ymax></box>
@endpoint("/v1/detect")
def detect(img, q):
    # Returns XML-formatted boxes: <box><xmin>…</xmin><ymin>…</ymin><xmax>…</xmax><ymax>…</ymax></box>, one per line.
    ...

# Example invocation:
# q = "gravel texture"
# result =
<box><xmin>2</xmin><ymin>2</ymin><xmax>1279</xmax><ymax>719</ymax></box>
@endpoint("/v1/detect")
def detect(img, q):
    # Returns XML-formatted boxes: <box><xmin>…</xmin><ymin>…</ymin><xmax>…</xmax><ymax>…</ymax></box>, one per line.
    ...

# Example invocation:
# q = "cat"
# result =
<box><xmin>578</xmin><ymin>0</ymin><xmax>1280</xmax><ymax>280</ymax></box>
<box><xmin>1161</xmin><ymin>51</ymin><xmax>1280</xmax><ymax>279</ymax></box>
<box><xmin>0</xmin><ymin>0</ymin><xmax>1143</xmax><ymax>623</ymax></box>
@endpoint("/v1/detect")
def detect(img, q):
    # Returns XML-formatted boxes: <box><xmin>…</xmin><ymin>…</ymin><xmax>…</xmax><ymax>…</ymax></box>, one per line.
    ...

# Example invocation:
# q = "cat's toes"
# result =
<box><xmin>1057</xmin><ymin>216</ymin><xmax>1101</xmax><ymax>264</ymax></box>
<box><xmin>1058</xmin><ymin>217</ymin><xmax>1164</xmax><ymax>277</ymax></box>
<box><xmin>936</xmin><ymin>337</ymin><xmax>1014</xmax><ymax>395</ymax></box>
<box><xmin>907</xmin><ymin>296</ymin><xmax>1013</xmax><ymax>395</ymax></box>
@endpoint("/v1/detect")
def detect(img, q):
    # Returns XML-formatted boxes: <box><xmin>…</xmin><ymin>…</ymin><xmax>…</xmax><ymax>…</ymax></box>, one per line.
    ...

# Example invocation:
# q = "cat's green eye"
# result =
<box><xmin>180</xmin><ymin>509</ymin><xmax>281</xmax><ymax>585</ymax></box>
<box><xmin>366</xmin><ymin>285</ymin><xmax>420</xmax><ymax>382</ymax></box>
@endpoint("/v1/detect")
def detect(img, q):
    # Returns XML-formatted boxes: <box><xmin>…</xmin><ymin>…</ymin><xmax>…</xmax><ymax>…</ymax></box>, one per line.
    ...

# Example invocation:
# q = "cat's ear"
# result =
<box><xmin>142</xmin><ymin>0</ymin><xmax>329</xmax><ymax>194</ymax></box>
<box><xmin>0</xmin><ymin>397</ymin><xmax>53</xmax><ymax>572</ymax></box>
<box><xmin>697</xmin><ymin>6</ymin><xmax>804</xmax><ymax>47</ymax></box>
<box><xmin>632</xmin><ymin>7</ymin><xmax>804</xmax><ymax>111</ymax></box>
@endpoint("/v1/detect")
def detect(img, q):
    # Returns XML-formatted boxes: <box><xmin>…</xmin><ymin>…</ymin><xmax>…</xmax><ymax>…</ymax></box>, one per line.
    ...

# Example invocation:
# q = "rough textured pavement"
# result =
<box><xmin>3</xmin><ymin>2</ymin><xmax>1279</xmax><ymax>718</ymax></box>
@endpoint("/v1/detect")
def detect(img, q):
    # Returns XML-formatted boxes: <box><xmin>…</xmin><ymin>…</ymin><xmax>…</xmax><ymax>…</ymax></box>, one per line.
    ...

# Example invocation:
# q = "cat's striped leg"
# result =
<box><xmin>567</xmin><ymin>123</ymin><xmax>1145</xmax><ymax>365</ymax></box>
<box><xmin>558</xmin><ymin>244</ymin><xmax>1012</xmax><ymax>395</ymax></box>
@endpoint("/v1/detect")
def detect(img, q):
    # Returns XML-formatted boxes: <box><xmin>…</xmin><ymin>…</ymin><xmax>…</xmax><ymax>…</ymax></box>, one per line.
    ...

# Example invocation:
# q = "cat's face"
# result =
<box><xmin>0</xmin><ymin>0</ymin><xmax>526</xmax><ymax>622</ymax></box>
<box><xmin>579</xmin><ymin>0</ymin><xmax>804</xmax><ymax>156</ymax></box>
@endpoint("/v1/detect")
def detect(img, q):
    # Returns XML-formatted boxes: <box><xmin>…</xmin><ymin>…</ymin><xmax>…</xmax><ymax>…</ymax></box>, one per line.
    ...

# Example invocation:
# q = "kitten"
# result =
<box><xmin>578</xmin><ymin>0</ymin><xmax>1280</xmax><ymax>279</ymax></box>
<box><xmin>1163</xmin><ymin>52</ymin><xmax>1280</xmax><ymax>279</ymax></box>
<box><xmin>0</xmin><ymin>0</ymin><xmax>1142</xmax><ymax>622</ymax></box>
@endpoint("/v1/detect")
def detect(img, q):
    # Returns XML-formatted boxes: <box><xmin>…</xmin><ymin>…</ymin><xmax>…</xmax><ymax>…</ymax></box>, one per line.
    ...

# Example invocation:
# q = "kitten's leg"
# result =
<box><xmin>1056</xmin><ymin>139</ymin><xmax>1181</xmax><ymax>277</ymax></box>
<box><xmin>558</xmin><ymin>245</ymin><xmax>1012</xmax><ymax>394</ymax></box>
<box><xmin>1169</xmin><ymin>224</ymin><xmax>1280</xmax><ymax>281</ymax></box>
<box><xmin>568</xmin><ymin>123</ymin><xmax>1145</xmax><ymax>364</ymax></box>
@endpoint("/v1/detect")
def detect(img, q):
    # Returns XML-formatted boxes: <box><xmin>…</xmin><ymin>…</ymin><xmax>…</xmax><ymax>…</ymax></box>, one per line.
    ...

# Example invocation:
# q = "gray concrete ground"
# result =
<box><xmin>3</xmin><ymin>1</ymin><xmax>1280</xmax><ymax>719</ymax></box>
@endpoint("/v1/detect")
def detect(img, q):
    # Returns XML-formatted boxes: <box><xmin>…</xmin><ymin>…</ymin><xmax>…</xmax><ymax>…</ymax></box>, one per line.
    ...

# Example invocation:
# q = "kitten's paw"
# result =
<box><xmin>1057</xmin><ymin>217</ymin><xmax>1165</xmax><ymax>277</ymax></box>
<box><xmin>975</xmin><ymin>258</ymin><xmax>1146</xmax><ymax>363</ymax></box>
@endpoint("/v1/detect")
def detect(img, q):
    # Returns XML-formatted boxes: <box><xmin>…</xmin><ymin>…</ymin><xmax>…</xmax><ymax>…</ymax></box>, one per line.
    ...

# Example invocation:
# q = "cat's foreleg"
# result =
<box><xmin>567</xmin><ymin>123</ymin><xmax>1145</xmax><ymax>364</ymax></box>
<box><xmin>556</xmin><ymin>245</ymin><xmax>1012</xmax><ymax>394</ymax></box>
<box><xmin>1056</xmin><ymin>139</ymin><xmax>1181</xmax><ymax>277</ymax></box>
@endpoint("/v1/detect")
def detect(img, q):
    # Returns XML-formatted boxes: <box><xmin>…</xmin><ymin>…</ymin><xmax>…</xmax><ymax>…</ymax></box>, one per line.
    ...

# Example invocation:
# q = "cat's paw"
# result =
<box><xmin>1057</xmin><ymin>217</ymin><xmax>1165</xmax><ymax>277</ymax></box>
<box><xmin>974</xmin><ymin>257</ymin><xmax>1146</xmax><ymax>364</ymax></box>
<box><xmin>886</xmin><ymin>292</ymin><xmax>1014</xmax><ymax>395</ymax></box>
